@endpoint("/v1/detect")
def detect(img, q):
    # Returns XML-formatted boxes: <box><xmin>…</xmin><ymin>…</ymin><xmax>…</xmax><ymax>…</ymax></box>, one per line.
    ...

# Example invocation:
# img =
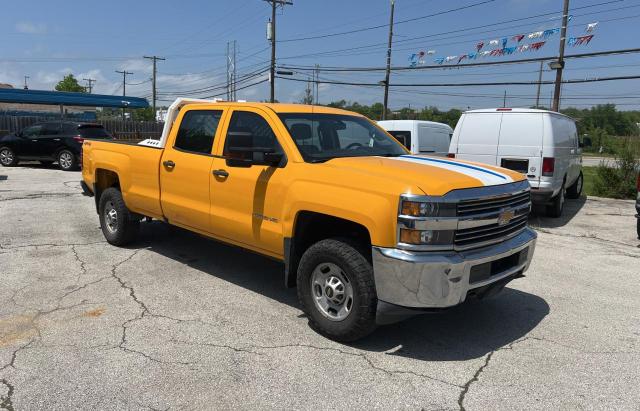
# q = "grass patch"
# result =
<box><xmin>582</xmin><ymin>166</ymin><xmax>597</xmax><ymax>196</ymax></box>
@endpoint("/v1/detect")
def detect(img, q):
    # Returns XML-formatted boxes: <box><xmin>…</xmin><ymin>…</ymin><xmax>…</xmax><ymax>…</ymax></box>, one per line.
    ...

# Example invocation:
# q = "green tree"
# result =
<box><xmin>55</xmin><ymin>74</ymin><xmax>86</xmax><ymax>93</ymax></box>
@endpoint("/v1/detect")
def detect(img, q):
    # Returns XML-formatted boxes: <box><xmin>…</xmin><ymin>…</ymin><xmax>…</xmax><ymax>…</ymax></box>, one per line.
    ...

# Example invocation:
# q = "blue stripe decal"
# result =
<box><xmin>400</xmin><ymin>155</ymin><xmax>507</xmax><ymax>180</ymax></box>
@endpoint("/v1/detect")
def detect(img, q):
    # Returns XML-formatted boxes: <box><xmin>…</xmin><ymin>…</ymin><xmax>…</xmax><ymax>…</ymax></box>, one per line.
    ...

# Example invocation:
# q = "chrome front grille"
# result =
<box><xmin>454</xmin><ymin>190</ymin><xmax>531</xmax><ymax>250</ymax></box>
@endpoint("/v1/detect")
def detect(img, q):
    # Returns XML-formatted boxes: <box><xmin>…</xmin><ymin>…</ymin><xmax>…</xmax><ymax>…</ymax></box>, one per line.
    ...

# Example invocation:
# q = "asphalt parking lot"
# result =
<box><xmin>1</xmin><ymin>165</ymin><xmax>639</xmax><ymax>410</ymax></box>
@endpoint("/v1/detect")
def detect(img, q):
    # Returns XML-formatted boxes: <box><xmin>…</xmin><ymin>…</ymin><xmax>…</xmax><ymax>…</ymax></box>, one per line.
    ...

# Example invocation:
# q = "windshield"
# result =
<box><xmin>278</xmin><ymin>113</ymin><xmax>407</xmax><ymax>162</ymax></box>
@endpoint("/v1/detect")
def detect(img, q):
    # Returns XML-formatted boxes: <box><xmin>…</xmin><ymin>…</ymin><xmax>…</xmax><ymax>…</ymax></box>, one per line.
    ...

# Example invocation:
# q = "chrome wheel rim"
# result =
<box><xmin>104</xmin><ymin>201</ymin><xmax>118</xmax><ymax>233</ymax></box>
<box><xmin>59</xmin><ymin>152</ymin><xmax>73</xmax><ymax>169</ymax></box>
<box><xmin>0</xmin><ymin>148</ymin><xmax>13</xmax><ymax>165</ymax></box>
<box><xmin>311</xmin><ymin>262</ymin><xmax>354</xmax><ymax>322</ymax></box>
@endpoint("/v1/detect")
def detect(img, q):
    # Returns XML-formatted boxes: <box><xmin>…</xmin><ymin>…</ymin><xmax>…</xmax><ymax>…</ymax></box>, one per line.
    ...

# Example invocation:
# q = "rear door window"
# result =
<box><xmin>174</xmin><ymin>110</ymin><xmax>223</xmax><ymax>155</ymax></box>
<box><xmin>22</xmin><ymin>125</ymin><xmax>43</xmax><ymax>138</ymax></box>
<box><xmin>42</xmin><ymin>123</ymin><xmax>61</xmax><ymax>135</ymax></box>
<box><xmin>387</xmin><ymin>130</ymin><xmax>411</xmax><ymax>149</ymax></box>
<box><xmin>457</xmin><ymin>114</ymin><xmax>501</xmax><ymax>147</ymax></box>
<box><xmin>498</xmin><ymin>114</ymin><xmax>543</xmax><ymax>147</ymax></box>
<box><xmin>78</xmin><ymin>125</ymin><xmax>111</xmax><ymax>139</ymax></box>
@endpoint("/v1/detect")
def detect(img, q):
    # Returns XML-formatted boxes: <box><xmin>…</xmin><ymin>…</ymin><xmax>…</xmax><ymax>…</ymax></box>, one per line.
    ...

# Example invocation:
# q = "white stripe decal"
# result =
<box><xmin>391</xmin><ymin>155</ymin><xmax>514</xmax><ymax>186</ymax></box>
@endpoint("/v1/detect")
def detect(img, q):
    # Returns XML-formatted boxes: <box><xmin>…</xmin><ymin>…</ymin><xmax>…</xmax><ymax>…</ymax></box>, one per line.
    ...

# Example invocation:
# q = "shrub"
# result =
<box><xmin>592</xmin><ymin>143</ymin><xmax>639</xmax><ymax>199</ymax></box>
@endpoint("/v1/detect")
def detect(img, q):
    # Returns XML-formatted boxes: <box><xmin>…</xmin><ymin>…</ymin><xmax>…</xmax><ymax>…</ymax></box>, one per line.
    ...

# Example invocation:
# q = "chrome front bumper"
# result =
<box><xmin>372</xmin><ymin>228</ymin><xmax>537</xmax><ymax>310</ymax></box>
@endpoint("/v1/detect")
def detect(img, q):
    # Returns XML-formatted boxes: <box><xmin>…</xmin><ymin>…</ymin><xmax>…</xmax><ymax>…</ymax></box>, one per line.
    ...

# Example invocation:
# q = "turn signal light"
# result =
<box><xmin>400</xmin><ymin>228</ymin><xmax>433</xmax><ymax>245</ymax></box>
<box><xmin>447</xmin><ymin>153</ymin><xmax>455</xmax><ymax>158</ymax></box>
<box><xmin>542</xmin><ymin>157</ymin><xmax>555</xmax><ymax>177</ymax></box>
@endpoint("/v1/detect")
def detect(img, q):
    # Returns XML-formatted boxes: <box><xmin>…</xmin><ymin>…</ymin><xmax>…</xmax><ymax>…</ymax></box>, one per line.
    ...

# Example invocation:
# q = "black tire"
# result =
<box><xmin>0</xmin><ymin>146</ymin><xmax>18</xmax><ymax>167</ymax></box>
<box><xmin>98</xmin><ymin>187</ymin><xmax>139</xmax><ymax>246</ymax></box>
<box><xmin>567</xmin><ymin>171</ymin><xmax>583</xmax><ymax>199</ymax></box>
<box><xmin>57</xmin><ymin>149</ymin><xmax>77</xmax><ymax>171</ymax></box>
<box><xmin>546</xmin><ymin>181</ymin><xmax>566</xmax><ymax>218</ymax></box>
<box><xmin>297</xmin><ymin>238</ymin><xmax>377</xmax><ymax>342</ymax></box>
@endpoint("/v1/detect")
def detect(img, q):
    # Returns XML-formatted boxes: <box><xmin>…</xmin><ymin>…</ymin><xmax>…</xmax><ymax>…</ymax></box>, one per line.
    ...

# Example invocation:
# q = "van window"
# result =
<box><xmin>499</xmin><ymin>114</ymin><xmax>543</xmax><ymax>147</ymax></box>
<box><xmin>457</xmin><ymin>114</ymin><xmax>501</xmax><ymax>147</ymax></box>
<box><xmin>174</xmin><ymin>110</ymin><xmax>223</xmax><ymax>155</ymax></box>
<box><xmin>387</xmin><ymin>130</ymin><xmax>411</xmax><ymax>149</ymax></box>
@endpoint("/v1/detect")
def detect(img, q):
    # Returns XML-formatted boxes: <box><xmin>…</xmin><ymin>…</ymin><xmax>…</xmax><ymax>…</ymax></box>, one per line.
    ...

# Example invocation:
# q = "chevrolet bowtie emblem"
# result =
<box><xmin>497</xmin><ymin>208</ymin><xmax>515</xmax><ymax>226</ymax></box>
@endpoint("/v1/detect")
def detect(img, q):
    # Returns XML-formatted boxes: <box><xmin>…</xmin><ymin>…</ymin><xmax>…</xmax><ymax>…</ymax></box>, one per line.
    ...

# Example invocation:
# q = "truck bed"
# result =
<box><xmin>82</xmin><ymin>139</ymin><xmax>164</xmax><ymax>218</ymax></box>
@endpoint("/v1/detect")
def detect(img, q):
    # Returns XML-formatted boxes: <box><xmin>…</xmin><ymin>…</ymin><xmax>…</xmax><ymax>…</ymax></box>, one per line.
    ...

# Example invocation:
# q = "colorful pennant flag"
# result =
<box><xmin>476</xmin><ymin>41</ymin><xmax>484</xmax><ymax>51</ymax></box>
<box><xmin>512</xmin><ymin>34</ymin><xmax>525</xmax><ymax>43</ymax></box>
<box><xmin>586</xmin><ymin>22</ymin><xmax>598</xmax><ymax>32</ymax></box>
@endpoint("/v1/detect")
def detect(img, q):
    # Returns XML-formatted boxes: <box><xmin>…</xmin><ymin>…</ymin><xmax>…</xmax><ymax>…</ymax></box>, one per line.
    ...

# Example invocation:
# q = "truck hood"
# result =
<box><xmin>323</xmin><ymin>155</ymin><xmax>525</xmax><ymax>196</ymax></box>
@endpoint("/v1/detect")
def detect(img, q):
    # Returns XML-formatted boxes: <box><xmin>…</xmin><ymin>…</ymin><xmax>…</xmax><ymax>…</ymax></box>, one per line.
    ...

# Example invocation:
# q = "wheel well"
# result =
<box><xmin>94</xmin><ymin>169</ymin><xmax>120</xmax><ymax>212</ymax></box>
<box><xmin>284</xmin><ymin>211</ymin><xmax>372</xmax><ymax>287</ymax></box>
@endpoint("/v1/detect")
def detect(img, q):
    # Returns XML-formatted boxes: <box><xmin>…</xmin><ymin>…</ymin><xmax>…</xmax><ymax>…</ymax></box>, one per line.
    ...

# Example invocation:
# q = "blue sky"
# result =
<box><xmin>1</xmin><ymin>0</ymin><xmax>639</xmax><ymax>110</ymax></box>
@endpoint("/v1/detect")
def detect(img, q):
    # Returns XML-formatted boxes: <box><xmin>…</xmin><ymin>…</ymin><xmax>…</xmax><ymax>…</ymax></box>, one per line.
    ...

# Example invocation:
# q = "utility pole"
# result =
<box><xmin>83</xmin><ymin>78</ymin><xmax>96</xmax><ymax>93</ymax></box>
<box><xmin>23</xmin><ymin>76</ymin><xmax>29</xmax><ymax>90</ymax></box>
<box><xmin>382</xmin><ymin>0</ymin><xmax>395</xmax><ymax>120</ymax></box>
<box><xmin>552</xmin><ymin>0</ymin><xmax>570</xmax><ymax>112</ymax></box>
<box><xmin>144</xmin><ymin>55</ymin><xmax>165</xmax><ymax>120</ymax></box>
<box><xmin>535</xmin><ymin>60</ymin><xmax>544</xmax><ymax>108</ymax></box>
<box><xmin>314</xmin><ymin>64</ymin><xmax>320</xmax><ymax>105</ymax></box>
<box><xmin>265</xmin><ymin>0</ymin><xmax>292</xmax><ymax>103</ymax></box>
<box><xmin>226</xmin><ymin>40</ymin><xmax>237</xmax><ymax>101</ymax></box>
<box><xmin>116</xmin><ymin>70</ymin><xmax>133</xmax><ymax>122</ymax></box>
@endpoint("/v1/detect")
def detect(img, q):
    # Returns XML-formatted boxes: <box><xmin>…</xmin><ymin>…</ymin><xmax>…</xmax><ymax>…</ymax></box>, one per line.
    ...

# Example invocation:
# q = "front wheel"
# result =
<box><xmin>297</xmin><ymin>238</ymin><xmax>377</xmax><ymax>342</ymax></box>
<box><xmin>98</xmin><ymin>187</ymin><xmax>139</xmax><ymax>246</ymax></box>
<box><xmin>567</xmin><ymin>171</ymin><xmax>583</xmax><ymax>199</ymax></box>
<box><xmin>58</xmin><ymin>150</ymin><xmax>77</xmax><ymax>171</ymax></box>
<box><xmin>0</xmin><ymin>146</ymin><xmax>18</xmax><ymax>167</ymax></box>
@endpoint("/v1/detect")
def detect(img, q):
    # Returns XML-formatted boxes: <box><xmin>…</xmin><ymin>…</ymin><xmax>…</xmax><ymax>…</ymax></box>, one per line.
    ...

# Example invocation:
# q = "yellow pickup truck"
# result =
<box><xmin>81</xmin><ymin>99</ymin><xmax>537</xmax><ymax>341</ymax></box>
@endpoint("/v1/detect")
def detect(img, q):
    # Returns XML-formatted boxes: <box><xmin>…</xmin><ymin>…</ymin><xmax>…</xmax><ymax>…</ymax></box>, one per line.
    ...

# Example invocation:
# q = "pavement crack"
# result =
<box><xmin>533</xmin><ymin>227</ymin><xmax>639</xmax><ymax>249</ymax></box>
<box><xmin>457</xmin><ymin>337</ymin><xmax>531</xmax><ymax>411</ymax></box>
<box><xmin>0</xmin><ymin>241</ymin><xmax>106</xmax><ymax>251</ymax></box>
<box><xmin>251</xmin><ymin>343</ymin><xmax>461</xmax><ymax>388</ymax></box>
<box><xmin>0</xmin><ymin>379</ymin><xmax>14</xmax><ymax>411</ymax></box>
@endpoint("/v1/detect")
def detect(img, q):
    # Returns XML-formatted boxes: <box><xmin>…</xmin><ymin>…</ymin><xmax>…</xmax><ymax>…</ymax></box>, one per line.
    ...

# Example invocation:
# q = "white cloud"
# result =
<box><xmin>15</xmin><ymin>21</ymin><xmax>47</xmax><ymax>34</ymax></box>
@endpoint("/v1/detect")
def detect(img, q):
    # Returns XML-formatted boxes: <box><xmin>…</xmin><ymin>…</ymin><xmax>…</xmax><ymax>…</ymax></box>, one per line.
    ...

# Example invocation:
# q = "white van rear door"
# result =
<box><xmin>497</xmin><ymin>113</ymin><xmax>543</xmax><ymax>181</ymax></box>
<box><xmin>417</xmin><ymin>125</ymin><xmax>436</xmax><ymax>155</ymax></box>
<box><xmin>455</xmin><ymin>113</ymin><xmax>501</xmax><ymax>165</ymax></box>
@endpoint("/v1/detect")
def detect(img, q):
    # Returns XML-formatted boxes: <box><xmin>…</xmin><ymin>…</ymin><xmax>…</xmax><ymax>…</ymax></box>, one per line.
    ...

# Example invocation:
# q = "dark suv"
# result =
<box><xmin>0</xmin><ymin>121</ymin><xmax>113</xmax><ymax>171</ymax></box>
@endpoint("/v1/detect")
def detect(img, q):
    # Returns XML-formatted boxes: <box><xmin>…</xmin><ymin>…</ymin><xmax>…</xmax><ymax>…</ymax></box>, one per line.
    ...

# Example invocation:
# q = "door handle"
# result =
<box><xmin>212</xmin><ymin>169</ymin><xmax>229</xmax><ymax>178</ymax></box>
<box><xmin>163</xmin><ymin>160</ymin><xmax>175</xmax><ymax>169</ymax></box>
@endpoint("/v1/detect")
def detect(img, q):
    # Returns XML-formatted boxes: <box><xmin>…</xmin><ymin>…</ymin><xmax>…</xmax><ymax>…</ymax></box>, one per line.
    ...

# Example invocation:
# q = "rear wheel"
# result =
<box><xmin>0</xmin><ymin>146</ymin><xmax>18</xmax><ymax>167</ymax></box>
<box><xmin>58</xmin><ymin>150</ymin><xmax>77</xmax><ymax>171</ymax></box>
<box><xmin>99</xmin><ymin>187</ymin><xmax>139</xmax><ymax>246</ymax></box>
<box><xmin>567</xmin><ymin>171</ymin><xmax>583</xmax><ymax>199</ymax></box>
<box><xmin>297</xmin><ymin>238</ymin><xmax>377</xmax><ymax>342</ymax></box>
<box><xmin>546</xmin><ymin>182</ymin><xmax>565</xmax><ymax>218</ymax></box>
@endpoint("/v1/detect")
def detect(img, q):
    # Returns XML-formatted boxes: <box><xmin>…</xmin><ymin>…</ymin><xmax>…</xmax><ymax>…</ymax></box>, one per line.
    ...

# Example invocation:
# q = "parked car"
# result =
<box><xmin>448</xmin><ymin>108</ymin><xmax>583</xmax><ymax>217</ymax></box>
<box><xmin>636</xmin><ymin>172</ymin><xmax>640</xmax><ymax>239</ymax></box>
<box><xmin>0</xmin><ymin>121</ymin><xmax>113</xmax><ymax>171</ymax></box>
<box><xmin>377</xmin><ymin>120</ymin><xmax>453</xmax><ymax>156</ymax></box>
<box><xmin>81</xmin><ymin>99</ymin><xmax>537</xmax><ymax>342</ymax></box>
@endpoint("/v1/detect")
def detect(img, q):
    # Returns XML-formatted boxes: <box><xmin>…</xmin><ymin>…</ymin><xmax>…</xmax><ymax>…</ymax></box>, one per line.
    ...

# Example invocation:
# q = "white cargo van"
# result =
<box><xmin>378</xmin><ymin>120</ymin><xmax>453</xmax><ymax>156</ymax></box>
<box><xmin>449</xmin><ymin>108</ymin><xmax>582</xmax><ymax>217</ymax></box>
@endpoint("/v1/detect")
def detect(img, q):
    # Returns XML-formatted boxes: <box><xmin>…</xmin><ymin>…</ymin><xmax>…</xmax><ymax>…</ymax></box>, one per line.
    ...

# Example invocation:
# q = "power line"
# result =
<box><xmin>278</xmin><ymin>0</ymin><xmax>496</xmax><ymax>43</ymax></box>
<box><xmin>276</xmin><ymin>73</ymin><xmax>640</xmax><ymax>87</ymax></box>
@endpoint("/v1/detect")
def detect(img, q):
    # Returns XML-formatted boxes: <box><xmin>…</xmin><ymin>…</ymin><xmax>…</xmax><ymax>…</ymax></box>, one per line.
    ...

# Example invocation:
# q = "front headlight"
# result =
<box><xmin>399</xmin><ymin>228</ymin><xmax>454</xmax><ymax>245</ymax></box>
<box><xmin>401</xmin><ymin>200</ymin><xmax>439</xmax><ymax>217</ymax></box>
<box><xmin>398</xmin><ymin>195</ymin><xmax>456</xmax><ymax>248</ymax></box>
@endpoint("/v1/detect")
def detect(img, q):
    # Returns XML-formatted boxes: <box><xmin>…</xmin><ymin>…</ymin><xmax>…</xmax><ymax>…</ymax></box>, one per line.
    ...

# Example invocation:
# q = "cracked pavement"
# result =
<box><xmin>1</xmin><ymin>165</ymin><xmax>639</xmax><ymax>410</ymax></box>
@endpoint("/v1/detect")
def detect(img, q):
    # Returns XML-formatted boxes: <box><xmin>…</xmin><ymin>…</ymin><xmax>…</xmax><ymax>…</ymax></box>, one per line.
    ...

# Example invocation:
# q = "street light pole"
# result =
<box><xmin>552</xmin><ymin>0</ymin><xmax>570</xmax><ymax>112</ymax></box>
<box><xmin>382</xmin><ymin>0</ymin><xmax>395</xmax><ymax>120</ymax></box>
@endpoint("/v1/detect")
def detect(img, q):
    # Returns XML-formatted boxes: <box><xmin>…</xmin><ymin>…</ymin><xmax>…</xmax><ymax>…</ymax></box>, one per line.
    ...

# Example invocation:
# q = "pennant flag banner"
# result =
<box><xmin>586</xmin><ymin>22</ymin><xmax>598</xmax><ymax>32</ymax></box>
<box><xmin>409</xmin><ymin>22</ymin><xmax>597</xmax><ymax>66</ymax></box>
<box><xmin>568</xmin><ymin>34</ymin><xmax>594</xmax><ymax>46</ymax></box>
